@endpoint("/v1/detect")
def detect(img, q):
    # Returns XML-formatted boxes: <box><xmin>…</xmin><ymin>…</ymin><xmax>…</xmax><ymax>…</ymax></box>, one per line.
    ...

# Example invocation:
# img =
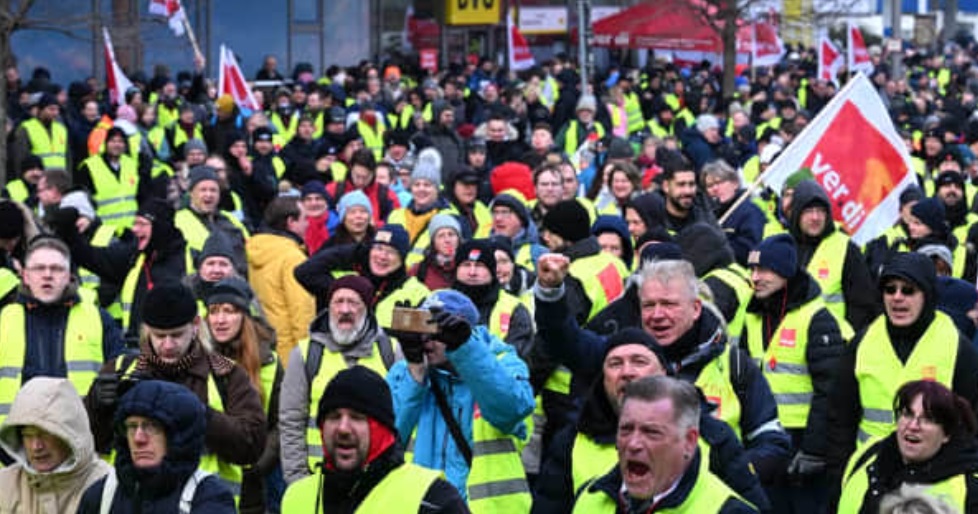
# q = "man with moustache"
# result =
<box><xmin>279</xmin><ymin>275</ymin><xmax>399</xmax><ymax>484</ymax></box>
<box><xmin>655</xmin><ymin>151</ymin><xmax>717</xmax><ymax>235</ymax></box>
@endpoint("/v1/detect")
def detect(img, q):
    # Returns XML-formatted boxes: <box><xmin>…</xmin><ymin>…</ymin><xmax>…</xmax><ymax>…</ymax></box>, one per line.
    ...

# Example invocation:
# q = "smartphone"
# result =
<box><xmin>391</xmin><ymin>307</ymin><xmax>439</xmax><ymax>334</ymax></box>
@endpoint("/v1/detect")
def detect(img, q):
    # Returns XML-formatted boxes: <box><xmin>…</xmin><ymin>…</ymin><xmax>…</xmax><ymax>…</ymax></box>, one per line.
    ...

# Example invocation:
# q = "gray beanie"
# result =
<box><xmin>576</xmin><ymin>94</ymin><xmax>597</xmax><ymax>112</ymax></box>
<box><xmin>184</xmin><ymin>138</ymin><xmax>208</xmax><ymax>155</ymax></box>
<box><xmin>411</xmin><ymin>160</ymin><xmax>442</xmax><ymax>188</ymax></box>
<box><xmin>188</xmin><ymin>165</ymin><xmax>220</xmax><ymax>191</ymax></box>
<box><xmin>198</xmin><ymin>232</ymin><xmax>236</xmax><ymax>267</ymax></box>
<box><xmin>59</xmin><ymin>191</ymin><xmax>96</xmax><ymax>221</ymax></box>
<box><xmin>696</xmin><ymin>114</ymin><xmax>720</xmax><ymax>133</ymax></box>
<box><xmin>428</xmin><ymin>213</ymin><xmax>461</xmax><ymax>240</ymax></box>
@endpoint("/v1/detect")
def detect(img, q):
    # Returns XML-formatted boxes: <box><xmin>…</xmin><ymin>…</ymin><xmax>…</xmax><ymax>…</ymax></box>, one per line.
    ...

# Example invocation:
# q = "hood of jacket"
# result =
<box><xmin>675</xmin><ymin>222</ymin><xmax>734</xmax><ymax>277</ymax></box>
<box><xmin>246</xmin><ymin>229</ymin><xmax>304</xmax><ymax>272</ymax></box>
<box><xmin>789</xmin><ymin>179</ymin><xmax>835</xmax><ymax>242</ymax></box>
<box><xmin>0</xmin><ymin>377</ymin><xmax>101</xmax><ymax>478</ymax></box>
<box><xmin>628</xmin><ymin>193</ymin><xmax>667</xmax><ymax>233</ymax></box>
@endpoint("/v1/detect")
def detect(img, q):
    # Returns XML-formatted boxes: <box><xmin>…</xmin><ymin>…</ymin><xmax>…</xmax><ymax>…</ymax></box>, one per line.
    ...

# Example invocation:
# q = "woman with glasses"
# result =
<box><xmin>77</xmin><ymin>380</ymin><xmax>236</xmax><ymax>513</ymax></box>
<box><xmin>837</xmin><ymin>380</ymin><xmax>978</xmax><ymax>513</ymax></box>
<box><xmin>826</xmin><ymin>253</ymin><xmax>978</xmax><ymax>498</ymax></box>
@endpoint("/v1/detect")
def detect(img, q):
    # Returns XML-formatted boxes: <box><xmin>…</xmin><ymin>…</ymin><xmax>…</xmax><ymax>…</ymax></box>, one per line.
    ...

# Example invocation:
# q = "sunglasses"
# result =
<box><xmin>883</xmin><ymin>283</ymin><xmax>919</xmax><ymax>296</ymax></box>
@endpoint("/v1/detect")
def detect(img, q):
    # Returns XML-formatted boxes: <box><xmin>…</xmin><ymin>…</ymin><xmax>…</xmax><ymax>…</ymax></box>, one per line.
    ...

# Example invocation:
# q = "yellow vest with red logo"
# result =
<box><xmin>488</xmin><ymin>291</ymin><xmax>524</xmax><ymax>340</ymax></box>
<box><xmin>806</xmin><ymin>230</ymin><xmax>849</xmax><ymax>322</ymax></box>
<box><xmin>693</xmin><ymin>345</ymin><xmax>743</xmax><ymax>439</ymax></box>
<box><xmin>281</xmin><ymin>462</ymin><xmax>442</xmax><ymax>513</ymax></box>
<box><xmin>854</xmin><ymin>312</ymin><xmax>958</xmax><ymax>444</ymax></box>
<box><xmin>22</xmin><ymin>118</ymin><xmax>68</xmax><ymax>170</ymax></box>
<box><xmin>84</xmin><ymin>154</ymin><xmax>140</xmax><ymax>230</ymax></box>
<box><xmin>568</xmin><ymin>252</ymin><xmax>629</xmax><ymax>322</ymax></box>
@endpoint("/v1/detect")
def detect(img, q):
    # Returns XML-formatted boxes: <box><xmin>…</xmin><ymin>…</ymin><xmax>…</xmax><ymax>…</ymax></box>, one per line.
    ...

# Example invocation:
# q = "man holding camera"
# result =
<box><xmin>85</xmin><ymin>283</ymin><xmax>267</xmax><ymax>498</ymax></box>
<box><xmin>387</xmin><ymin>289</ymin><xmax>535</xmax><ymax>514</ymax></box>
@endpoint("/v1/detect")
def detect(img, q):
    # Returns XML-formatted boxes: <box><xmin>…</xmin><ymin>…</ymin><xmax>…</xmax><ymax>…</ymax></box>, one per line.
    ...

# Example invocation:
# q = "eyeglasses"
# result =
<box><xmin>26</xmin><ymin>264</ymin><xmax>68</xmax><ymax>275</ymax></box>
<box><xmin>125</xmin><ymin>419</ymin><xmax>163</xmax><ymax>437</ymax></box>
<box><xmin>898</xmin><ymin>409</ymin><xmax>936</xmax><ymax>427</ymax></box>
<box><xmin>883</xmin><ymin>283</ymin><xmax>919</xmax><ymax>296</ymax></box>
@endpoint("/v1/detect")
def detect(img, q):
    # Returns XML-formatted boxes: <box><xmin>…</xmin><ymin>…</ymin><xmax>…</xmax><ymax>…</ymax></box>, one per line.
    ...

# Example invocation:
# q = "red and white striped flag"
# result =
<box><xmin>848</xmin><ymin>22</ymin><xmax>874</xmax><ymax>75</ymax></box>
<box><xmin>103</xmin><ymin>27</ymin><xmax>134</xmax><ymax>106</ymax></box>
<box><xmin>507</xmin><ymin>8</ymin><xmax>535</xmax><ymax>71</ymax></box>
<box><xmin>818</xmin><ymin>33</ymin><xmax>842</xmax><ymax>85</ymax></box>
<box><xmin>218</xmin><ymin>44</ymin><xmax>260</xmax><ymax>113</ymax></box>
<box><xmin>149</xmin><ymin>0</ymin><xmax>186</xmax><ymax>36</ymax></box>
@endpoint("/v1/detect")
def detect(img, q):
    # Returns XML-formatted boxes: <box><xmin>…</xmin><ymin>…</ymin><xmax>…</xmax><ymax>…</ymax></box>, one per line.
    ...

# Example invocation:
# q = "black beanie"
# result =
<box><xmin>141</xmin><ymin>284</ymin><xmax>198</xmax><ymax>328</ymax></box>
<box><xmin>748</xmin><ymin>234</ymin><xmax>798</xmax><ymax>279</ymax></box>
<box><xmin>205</xmin><ymin>277</ymin><xmax>254</xmax><ymax>311</ymax></box>
<box><xmin>327</xmin><ymin>275</ymin><xmax>375</xmax><ymax>307</ymax></box>
<box><xmin>542</xmin><ymin>199</ymin><xmax>591</xmax><ymax>243</ymax></box>
<box><xmin>136</xmin><ymin>198</ymin><xmax>174</xmax><ymax>226</ymax></box>
<box><xmin>910</xmin><ymin>198</ymin><xmax>948</xmax><ymax>238</ymax></box>
<box><xmin>603</xmin><ymin>328</ymin><xmax>673</xmax><ymax>376</ymax></box>
<box><xmin>197</xmin><ymin>232</ymin><xmax>236</xmax><ymax>268</ymax></box>
<box><xmin>317</xmin><ymin>366</ymin><xmax>396</xmax><ymax>433</ymax></box>
<box><xmin>455</xmin><ymin>239</ymin><xmax>497</xmax><ymax>272</ymax></box>
<box><xmin>0</xmin><ymin>202</ymin><xmax>25</xmax><ymax>240</ymax></box>
<box><xmin>880</xmin><ymin>252</ymin><xmax>937</xmax><ymax>305</ymax></box>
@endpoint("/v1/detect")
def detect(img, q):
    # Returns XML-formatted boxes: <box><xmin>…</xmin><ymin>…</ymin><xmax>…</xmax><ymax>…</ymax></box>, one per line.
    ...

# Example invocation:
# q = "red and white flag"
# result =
<box><xmin>149</xmin><ymin>0</ymin><xmax>186</xmax><ymax>36</ymax></box>
<box><xmin>218</xmin><ymin>44</ymin><xmax>260</xmax><ymax>113</ymax></box>
<box><xmin>507</xmin><ymin>8</ymin><xmax>535</xmax><ymax>71</ymax></box>
<box><xmin>818</xmin><ymin>33</ymin><xmax>842</xmax><ymax>85</ymax></box>
<box><xmin>847</xmin><ymin>22</ymin><xmax>874</xmax><ymax>75</ymax></box>
<box><xmin>760</xmin><ymin>73</ymin><xmax>916</xmax><ymax>245</ymax></box>
<box><xmin>749</xmin><ymin>19</ymin><xmax>785</xmax><ymax>67</ymax></box>
<box><xmin>102</xmin><ymin>27</ymin><xmax>134</xmax><ymax>106</ymax></box>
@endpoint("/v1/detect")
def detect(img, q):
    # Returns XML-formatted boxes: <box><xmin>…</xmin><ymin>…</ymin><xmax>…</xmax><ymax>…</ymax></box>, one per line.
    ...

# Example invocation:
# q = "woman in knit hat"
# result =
<box><xmin>322</xmin><ymin>190</ymin><xmax>376</xmax><ymax>250</ymax></box>
<box><xmin>204</xmin><ymin>278</ymin><xmax>284</xmax><ymax>514</ymax></box>
<box><xmin>386</xmin><ymin>149</ymin><xmax>452</xmax><ymax>267</ymax></box>
<box><xmin>408</xmin><ymin>213</ymin><xmax>464</xmax><ymax>290</ymax></box>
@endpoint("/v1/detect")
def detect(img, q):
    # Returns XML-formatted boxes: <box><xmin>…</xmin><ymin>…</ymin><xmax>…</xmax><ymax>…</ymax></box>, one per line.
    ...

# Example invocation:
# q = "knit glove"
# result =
<box><xmin>432</xmin><ymin>307</ymin><xmax>472</xmax><ymax>350</ymax></box>
<box><xmin>787</xmin><ymin>450</ymin><xmax>826</xmax><ymax>480</ymax></box>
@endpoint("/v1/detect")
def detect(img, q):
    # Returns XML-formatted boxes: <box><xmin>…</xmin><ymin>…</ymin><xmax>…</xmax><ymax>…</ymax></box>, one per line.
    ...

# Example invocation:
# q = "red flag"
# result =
<box><xmin>818</xmin><ymin>34</ymin><xmax>842</xmax><ymax>85</ymax></box>
<box><xmin>508</xmin><ymin>8</ymin><xmax>535</xmax><ymax>71</ymax></box>
<box><xmin>760</xmin><ymin>74</ymin><xmax>916</xmax><ymax>245</ymax></box>
<box><xmin>848</xmin><ymin>22</ymin><xmax>874</xmax><ymax>75</ymax></box>
<box><xmin>149</xmin><ymin>0</ymin><xmax>186</xmax><ymax>36</ymax></box>
<box><xmin>103</xmin><ymin>27</ymin><xmax>134</xmax><ymax>106</ymax></box>
<box><xmin>218</xmin><ymin>45</ymin><xmax>260</xmax><ymax>113</ymax></box>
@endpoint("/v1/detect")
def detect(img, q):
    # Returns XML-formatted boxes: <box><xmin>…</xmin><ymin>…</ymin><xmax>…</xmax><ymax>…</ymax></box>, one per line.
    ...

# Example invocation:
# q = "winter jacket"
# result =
<box><xmin>535</xmin><ymin>284</ymin><xmax>793</xmax><ymax>485</ymax></box>
<box><xmin>0</xmin><ymin>378</ymin><xmax>111</xmax><ymax>514</ymax></box>
<box><xmin>85</xmin><ymin>341</ymin><xmax>268</xmax><ymax>469</ymax></box>
<box><xmin>281</xmin><ymin>137</ymin><xmax>323</xmax><ymax>185</ymax></box>
<box><xmin>715</xmin><ymin>189</ymin><xmax>766</xmax><ymax>267</ymax></box>
<box><xmin>679</xmin><ymin>127</ymin><xmax>721</xmax><ymax>172</ymax></box>
<box><xmin>386</xmin><ymin>326</ymin><xmax>535</xmax><ymax>499</ymax></box>
<box><xmin>789</xmin><ymin>180</ymin><xmax>881</xmax><ymax>331</ymax></box>
<box><xmin>532</xmin><ymin>377</ymin><xmax>770</xmax><ymax>514</ymax></box>
<box><xmin>247</xmin><ymin>229</ymin><xmax>316</xmax><ymax>365</ymax></box>
<box><xmin>409</xmin><ymin>253</ymin><xmax>457</xmax><ymax>291</ymax></box>
<box><xmin>656</xmin><ymin>189</ymin><xmax>719</xmax><ymax>235</ymax></box>
<box><xmin>76</xmin><ymin>380</ymin><xmax>236</xmax><ymax>514</ymax></box>
<box><xmin>279</xmin><ymin>309</ymin><xmax>396</xmax><ymax>484</ymax></box>
<box><xmin>324</xmin><ymin>179</ymin><xmax>400</xmax><ymax>228</ymax></box>
<box><xmin>421</xmin><ymin>123</ymin><xmax>464</xmax><ymax>180</ymax></box>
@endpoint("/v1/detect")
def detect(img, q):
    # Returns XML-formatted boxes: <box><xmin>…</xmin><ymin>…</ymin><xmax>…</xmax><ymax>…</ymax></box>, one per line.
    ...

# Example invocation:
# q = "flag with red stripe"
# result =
<box><xmin>218</xmin><ymin>44</ymin><xmax>260</xmax><ymax>113</ymax></box>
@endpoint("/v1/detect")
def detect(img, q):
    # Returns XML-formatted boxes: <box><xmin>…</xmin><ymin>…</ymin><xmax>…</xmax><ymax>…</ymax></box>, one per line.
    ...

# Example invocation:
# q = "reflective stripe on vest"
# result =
<box><xmin>745</xmin><ymin>297</ymin><xmax>825</xmax><ymax>428</ymax></box>
<box><xmin>838</xmin><ymin>444</ymin><xmax>968</xmax><ymax>514</ymax></box>
<box><xmin>4</xmin><ymin>179</ymin><xmax>29</xmax><ymax>203</ymax></box>
<box><xmin>564</xmin><ymin>121</ymin><xmax>606</xmax><ymax>156</ymax></box>
<box><xmin>806</xmin><ymin>230</ymin><xmax>849</xmax><ymax>321</ymax></box>
<box><xmin>572</xmin><ymin>448</ymin><xmax>741</xmax><ymax>514</ymax></box>
<box><xmin>0</xmin><ymin>302</ymin><xmax>104</xmax><ymax>427</ymax></box>
<box><xmin>300</xmin><ymin>338</ymin><xmax>388</xmax><ymax>471</ymax></box>
<box><xmin>465</xmin><ymin>417</ymin><xmax>531</xmax><ymax>513</ymax></box>
<box><xmin>855</xmin><ymin>312</ymin><xmax>958</xmax><ymax>444</ymax></box>
<box><xmin>693</xmin><ymin>345</ymin><xmax>742</xmax><ymax>439</ymax></box>
<box><xmin>488</xmin><ymin>291</ymin><xmax>523</xmax><ymax>340</ymax></box>
<box><xmin>704</xmin><ymin>264</ymin><xmax>752</xmax><ymax>345</ymax></box>
<box><xmin>568</xmin><ymin>252</ymin><xmax>628</xmax><ymax>322</ymax></box>
<box><xmin>281</xmin><ymin>462</ymin><xmax>442</xmax><ymax>513</ymax></box>
<box><xmin>22</xmin><ymin>118</ymin><xmax>67</xmax><ymax>169</ymax></box>
<box><xmin>374</xmin><ymin>278</ymin><xmax>431</xmax><ymax>331</ymax></box>
<box><xmin>79</xmin><ymin>223</ymin><xmax>119</xmax><ymax>290</ymax></box>
<box><xmin>85</xmin><ymin>154</ymin><xmax>140</xmax><ymax>229</ymax></box>
<box><xmin>117</xmin><ymin>356</ymin><xmax>243</xmax><ymax>497</ymax></box>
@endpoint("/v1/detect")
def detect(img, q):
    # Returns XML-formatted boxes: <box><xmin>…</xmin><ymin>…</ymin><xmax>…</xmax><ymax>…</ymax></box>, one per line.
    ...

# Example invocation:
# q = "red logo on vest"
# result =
<box><xmin>499</xmin><ymin>313</ymin><xmax>510</xmax><ymax>334</ymax></box>
<box><xmin>779</xmin><ymin>328</ymin><xmax>796</xmax><ymax>348</ymax></box>
<box><xmin>473</xmin><ymin>403</ymin><xmax>482</xmax><ymax>419</ymax></box>
<box><xmin>818</xmin><ymin>265</ymin><xmax>829</xmax><ymax>280</ymax></box>
<box><xmin>921</xmin><ymin>365</ymin><xmax>937</xmax><ymax>381</ymax></box>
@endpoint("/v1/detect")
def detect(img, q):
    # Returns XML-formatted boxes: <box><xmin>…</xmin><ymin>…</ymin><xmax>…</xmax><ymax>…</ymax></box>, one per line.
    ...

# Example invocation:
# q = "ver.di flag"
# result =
<box><xmin>218</xmin><ymin>44</ymin><xmax>260</xmax><ymax>113</ymax></box>
<box><xmin>760</xmin><ymin>73</ymin><xmax>916</xmax><ymax>245</ymax></box>
<box><xmin>507</xmin><ymin>8</ymin><xmax>535</xmax><ymax>71</ymax></box>
<box><xmin>103</xmin><ymin>27</ymin><xmax>134</xmax><ymax>106</ymax></box>
<box><xmin>818</xmin><ymin>33</ymin><xmax>842</xmax><ymax>85</ymax></box>
<box><xmin>848</xmin><ymin>22</ymin><xmax>874</xmax><ymax>75</ymax></box>
<box><xmin>149</xmin><ymin>0</ymin><xmax>186</xmax><ymax>36</ymax></box>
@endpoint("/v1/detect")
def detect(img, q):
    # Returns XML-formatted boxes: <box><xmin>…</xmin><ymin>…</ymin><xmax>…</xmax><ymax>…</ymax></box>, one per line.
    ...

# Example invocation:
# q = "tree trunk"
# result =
<box><xmin>720</xmin><ymin>7</ymin><xmax>738</xmax><ymax>99</ymax></box>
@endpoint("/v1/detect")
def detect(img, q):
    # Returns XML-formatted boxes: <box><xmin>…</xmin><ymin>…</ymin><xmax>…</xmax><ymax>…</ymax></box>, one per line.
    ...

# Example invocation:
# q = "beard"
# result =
<box><xmin>329</xmin><ymin>313</ymin><xmax>367</xmax><ymax>346</ymax></box>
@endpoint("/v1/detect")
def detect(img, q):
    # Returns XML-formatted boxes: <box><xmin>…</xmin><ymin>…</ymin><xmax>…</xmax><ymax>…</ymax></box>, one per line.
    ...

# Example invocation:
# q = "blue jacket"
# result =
<box><xmin>387</xmin><ymin>326</ymin><xmax>535</xmax><ymax>500</ymax></box>
<box><xmin>716</xmin><ymin>191</ymin><xmax>767</xmax><ymax>267</ymax></box>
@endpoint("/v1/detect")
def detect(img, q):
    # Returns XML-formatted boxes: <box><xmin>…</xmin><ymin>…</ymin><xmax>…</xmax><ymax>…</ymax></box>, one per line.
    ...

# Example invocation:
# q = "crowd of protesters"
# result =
<box><xmin>4</xmin><ymin>38</ymin><xmax>978</xmax><ymax>513</ymax></box>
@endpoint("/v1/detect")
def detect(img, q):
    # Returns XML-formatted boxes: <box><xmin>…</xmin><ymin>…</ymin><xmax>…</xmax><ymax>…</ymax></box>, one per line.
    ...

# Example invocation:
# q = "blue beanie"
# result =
<box><xmin>338</xmin><ymin>190</ymin><xmax>373</xmax><ymax>221</ymax></box>
<box><xmin>748</xmin><ymin>234</ymin><xmax>798</xmax><ymax>279</ymax></box>
<box><xmin>640</xmin><ymin>241</ymin><xmax>684</xmax><ymax>264</ymax></box>
<box><xmin>421</xmin><ymin>289</ymin><xmax>480</xmax><ymax>326</ymax></box>
<box><xmin>372</xmin><ymin>224</ymin><xmax>410</xmax><ymax>261</ymax></box>
<box><xmin>300</xmin><ymin>180</ymin><xmax>328</xmax><ymax>199</ymax></box>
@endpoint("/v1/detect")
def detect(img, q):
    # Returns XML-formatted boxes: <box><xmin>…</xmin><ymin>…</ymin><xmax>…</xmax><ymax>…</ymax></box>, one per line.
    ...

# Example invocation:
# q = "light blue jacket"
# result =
<box><xmin>387</xmin><ymin>326</ymin><xmax>535</xmax><ymax>500</ymax></box>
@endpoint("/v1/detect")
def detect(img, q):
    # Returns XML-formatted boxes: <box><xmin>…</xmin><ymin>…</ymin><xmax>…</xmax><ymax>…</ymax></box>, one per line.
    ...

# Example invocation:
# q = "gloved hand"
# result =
<box><xmin>47</xmin><ymin>207</ymin><xmax>80</xmax><ymax>240</ymax></box>
<box><xmin>387</xmin><ymin>329</ymin><xmax>427</xmax><ymax>363</ymax></box>
<box><xmin>432</xmin><ymin>307</ymin><xmax>472</xmax><ymax>350</ymax></box>
<box><xmin>787</xmin><ymin>451</ymin><xmax>826</xmax><ymax>480</ymax></box>
<box><xmin>93</xmin><ymin>373</ymin><xmax>119</xmax><ymax>410</ymax></box>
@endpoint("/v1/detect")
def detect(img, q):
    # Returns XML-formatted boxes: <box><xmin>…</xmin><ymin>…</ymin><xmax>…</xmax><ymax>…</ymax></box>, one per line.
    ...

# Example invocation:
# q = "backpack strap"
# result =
<box><xmin>376</xmin><ymin>333</ymin><xmax>396</xmax><ymax>370</ymax></box>
<box><xmin>179</xmin><ymin>470</ymin><xmax>215</xmax><ymax>514</ymax></box>
<box><xmin>100</xmin><ymin>470</ymin><xmax>118</xmax><ymax>514</ymax></box>
<box><xmin>305</xmin><ymin>339</ymin><xmax>325</xmax><ymax>385</ymax></box>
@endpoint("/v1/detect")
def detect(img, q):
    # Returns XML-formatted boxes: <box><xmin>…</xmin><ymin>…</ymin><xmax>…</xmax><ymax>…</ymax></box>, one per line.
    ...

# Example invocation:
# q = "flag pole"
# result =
<box><xmin>181</xmin><ymin>15</ymin><xmax>204</xmax><ymax>63</ymax></box>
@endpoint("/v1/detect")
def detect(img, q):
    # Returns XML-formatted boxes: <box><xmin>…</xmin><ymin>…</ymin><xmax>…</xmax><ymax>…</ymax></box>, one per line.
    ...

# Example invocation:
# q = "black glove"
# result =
<box><xmin>787</xmin><ymin>451</ymin><xmax>826</xmax><ymax>481</ymax></box>
<box><xmin>432</xmin><ymin>308</ymin><xmax>472</xmax><ymax>350</ymax></box>
<box><xmin>387</xmin><ymin>329</ymin><xmax>427</xmax><ymax>363</ymax></box>
<box><xmin>93</xmin><ymin>373</ymin><xmax>119</xmax><ymax>410</ymax></box>
<box><xmin>47</xmin><ymin>207</ymin><xmax>79</xmax><ymax>240</ymax></box>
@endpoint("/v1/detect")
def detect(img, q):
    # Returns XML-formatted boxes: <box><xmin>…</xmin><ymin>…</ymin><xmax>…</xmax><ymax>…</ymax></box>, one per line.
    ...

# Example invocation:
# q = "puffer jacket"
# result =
<box><xmin>76</xmin><ymin>380</ymin><xmax>236</xmax><ymax>514</ymax></box>
<box><xmin>386</xmin><ymin>326</ymin><xmax>535</xmax><ymax>500</ymax></box>
<box><xmin>0</xmin><ymin>377</ymin><xmax>111</xmax><ymax>514</ymax></box>
<box><xmin>246</xmin><ymin>228</ymin><xmax>316</xmax><ymax>365</ymax></box>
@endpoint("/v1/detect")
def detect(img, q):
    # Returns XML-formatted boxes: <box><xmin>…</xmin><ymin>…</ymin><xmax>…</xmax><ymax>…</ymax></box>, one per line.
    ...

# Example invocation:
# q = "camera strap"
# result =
<box><xmin>430</xmin><ymin>380</ymin><xmax>473</xmax><ymax>467</ymax></box>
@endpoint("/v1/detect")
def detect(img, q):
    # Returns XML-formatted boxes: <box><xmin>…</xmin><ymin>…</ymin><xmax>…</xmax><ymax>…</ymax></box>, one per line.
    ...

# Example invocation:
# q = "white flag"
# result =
<box><xmin>103</xmin><ymin>27</ymin><xmax>134</xmax><ymax>106</ymax></box>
